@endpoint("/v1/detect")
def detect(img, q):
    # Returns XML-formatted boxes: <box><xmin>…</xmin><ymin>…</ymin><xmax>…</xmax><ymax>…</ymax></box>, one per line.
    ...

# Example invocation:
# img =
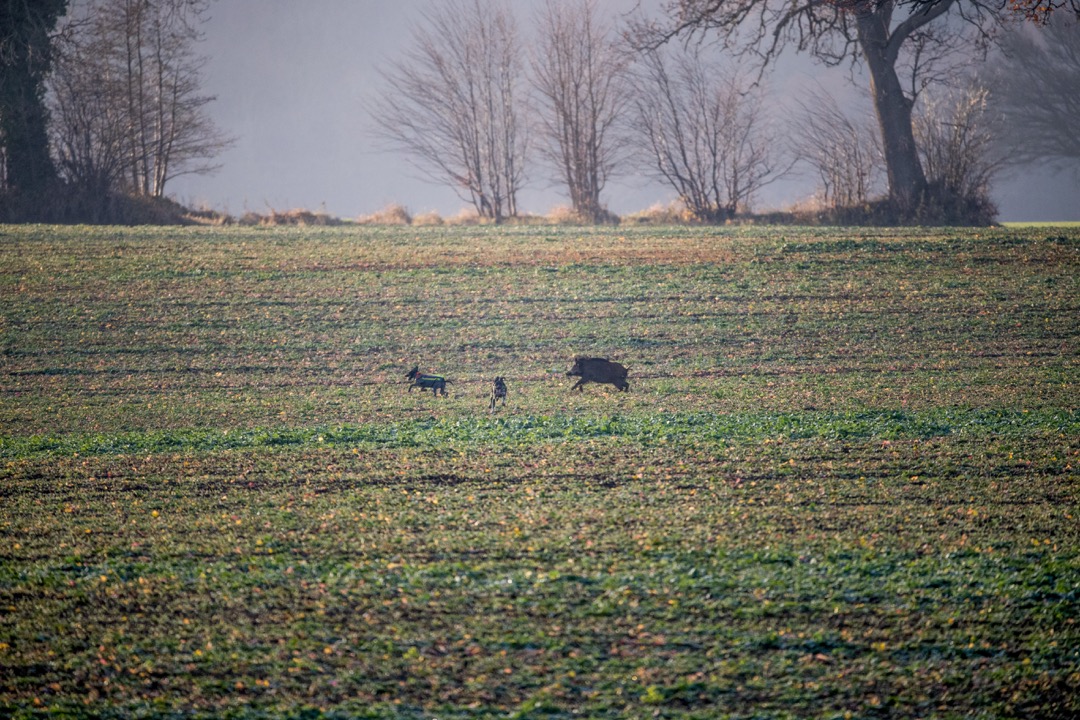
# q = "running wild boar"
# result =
<box><xmin>566</xmin><ymin>357</ymin><xmax>629</xmax><ymax>392</ymax></box>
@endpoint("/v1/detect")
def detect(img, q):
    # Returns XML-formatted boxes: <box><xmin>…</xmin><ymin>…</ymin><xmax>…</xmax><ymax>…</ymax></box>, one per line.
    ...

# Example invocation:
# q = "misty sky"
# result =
<box><xmin>168</xmin><ymin>0</ymin><xmax>1079</xmax><ymax>222</ymax></box>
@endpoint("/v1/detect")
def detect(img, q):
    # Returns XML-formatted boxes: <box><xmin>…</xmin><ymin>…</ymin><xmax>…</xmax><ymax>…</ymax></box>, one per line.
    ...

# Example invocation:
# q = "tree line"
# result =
<box><xmin>0</xmin><ymin>0</ymin><xmax>229</xmax><ymax>222</ymax></box>
<box><xmin>1</xmin><ymin>0</ymin><xmax>1076</xmax><ymax>224</ymax></box>
<box><xmin>371</xmin><ymin>0</ymin><xmax>1079</xmax><ymax>226</ymax></box>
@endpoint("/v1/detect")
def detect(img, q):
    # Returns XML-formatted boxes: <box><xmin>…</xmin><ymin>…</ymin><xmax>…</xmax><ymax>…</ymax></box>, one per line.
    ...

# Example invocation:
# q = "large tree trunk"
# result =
<box><xmin>0</xmin><ymin>65</ymin><xmax>55</xmax><ymax>194</ymax></box>
<box><xmin>0</xmin><ymin>0</ymin><xmax>67</xmax><ymax>198</ymax></box>
<box><xmin>855</xmin><ymin>6</ymin><xmax>928</xmax><ymax>215</ymax></box>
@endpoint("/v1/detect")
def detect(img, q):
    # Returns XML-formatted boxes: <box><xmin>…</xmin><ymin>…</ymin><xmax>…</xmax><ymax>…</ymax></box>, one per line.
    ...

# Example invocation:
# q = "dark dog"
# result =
<box><xmin>490</xmin><ymin>376</ymin><xmax>507</xmax><ymax>410</ymax></box>
<box><xmin>406</xmin><ymin>365</ymin><xmax>450</xmax><ymax>396</ymax></box>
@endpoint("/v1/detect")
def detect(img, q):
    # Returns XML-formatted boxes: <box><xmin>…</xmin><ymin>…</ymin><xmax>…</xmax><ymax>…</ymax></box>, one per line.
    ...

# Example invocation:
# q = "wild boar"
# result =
<box><xmin>566</xmin><ymin>356</ymin><xmax>629</xmax><ymax>392</ymax></box>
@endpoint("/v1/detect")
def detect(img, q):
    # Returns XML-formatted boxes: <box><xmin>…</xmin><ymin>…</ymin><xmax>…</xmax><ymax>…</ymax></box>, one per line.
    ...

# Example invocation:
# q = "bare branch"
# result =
<box><xmin>628</xmin><ymin>43</ymin><xmax>790</xmax><ymax>221</ymax></box>
<box><xmin>531</xmin><ymin>0</ymin><xmax>630</xmax><ymax>222</ymax></box>
<box><xmin>370</xmin><ymin>0</ymin><xmax>527</xmax><ymax>222</ymax></box>
<box><xmin>982</xmin><ymin>14</ymin><xmax>1080</xmax><ymax>175</ymax></box>
<box><xmin>788</xmin><ymin>84</ymin><xmax>884</xmax><ymax>208</ymax></box>
<box><xmin>48</xmin><ymin>0</ymin><xmax>232</xmax><ymax>200</ymax></box>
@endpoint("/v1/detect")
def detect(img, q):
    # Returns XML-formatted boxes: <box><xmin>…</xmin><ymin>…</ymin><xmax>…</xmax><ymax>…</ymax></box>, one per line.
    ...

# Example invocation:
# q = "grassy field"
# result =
<box><xmin>1</xmin><ymin>223</ymin><xmax>1078</xmax><ymax>719</ymax></box>
<box><xmin>1001</xmin><ymin>221</ymin><xmax>1080</xmax><ymax>229</ymax></box>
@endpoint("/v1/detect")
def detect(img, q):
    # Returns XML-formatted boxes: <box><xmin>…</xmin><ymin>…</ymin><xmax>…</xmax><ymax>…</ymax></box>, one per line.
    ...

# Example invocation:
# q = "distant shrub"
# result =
<box><xmin>623</xmin><ymin>202</ymin><xmax>696</xmax><ymax>225</ymax></box>
<box><xmin>545</xmin><ymin>205</ymin><xmax>586</xmax><ymax>225</ymax></box>
<box><xmin>543</xmin><ymin>205</ymin><xmax>620</xmax><ymax>226</ymax></box>
<box><xmin>503</xmin><ymin>212</ymin><xmax>546</xmax><ymax>225</ymax></box>
<box><xmin>0</xmin><ymin>188</ymin><xmax>216</xmax><ymax>225</ymax></box>
<box><xmin>357</xmin><ymin>203</ymin><xmax>412</xmax><ymax>226</ymax></box>
<box><xmin>411</xmin><ymin>211</ymin><xmax>444</xmax><ymax>226</ymax></box>
<box><xmin>233</xmin><ymin>208</ymin><xmax>341</xmax><ymax>226</ymax></box>
<box><xmin>912</xmin><ymin>183</ymin><xmax>998</xmax><ymax>227</ymax></box>
<box><xmin>184</xmin><ymin>205</ymin><xmax>233</xmax><ymax>226</ymax></box>
<box><xmin>444</xmin><ymin>208</ymin><xmax>485</xmax><ymax>226</ymax></box>
<box><xmin>755</xmin><ymin>192</ymin><xmax>996</xmax><ymax>227</ymax></box>
<box><xmin>255</xmin><ymin>208</ymin><xmax>342</xmax><ymax>226</ymax></box>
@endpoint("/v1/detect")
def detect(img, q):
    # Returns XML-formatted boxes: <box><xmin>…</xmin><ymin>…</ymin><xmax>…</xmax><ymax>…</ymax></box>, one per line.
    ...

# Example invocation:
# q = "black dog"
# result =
<box><xmin>406</xmin><ymin>365</ymin><xmax>450</xmax><ymax>396</ymax></box>
<box><xmin>490</xmin><ymin>376</ymin><xmax>507</xmax><ymax>410</ymax></box>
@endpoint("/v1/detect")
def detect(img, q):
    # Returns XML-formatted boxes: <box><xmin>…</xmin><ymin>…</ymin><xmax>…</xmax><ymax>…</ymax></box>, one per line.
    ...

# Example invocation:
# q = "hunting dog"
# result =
<box><xmin>406</xmin><ymin>365</ymin><xmax>450</xmax><ymax>396</ymax></box>
<box><xmin>490</xmin><ymin>376</ymin><xmax>507</xmax><ymax>410</ymax></box>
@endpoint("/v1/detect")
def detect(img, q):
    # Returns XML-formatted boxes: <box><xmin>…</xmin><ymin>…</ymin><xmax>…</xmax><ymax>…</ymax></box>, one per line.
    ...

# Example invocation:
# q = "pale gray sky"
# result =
<box><xmin>168</xmin><ymin>0</ymin><xmax>1079</xmax><ymax>222</ymax></box>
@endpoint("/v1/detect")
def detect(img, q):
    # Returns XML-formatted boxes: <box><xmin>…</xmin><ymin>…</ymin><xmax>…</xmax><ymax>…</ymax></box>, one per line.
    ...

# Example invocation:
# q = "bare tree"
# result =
<box><xmin>789</xmin><ymin>88</ymin><xmax>883</xmax><ymax>210</ymax></box>
<box><xmin>117</xmin><ymin>0</ymin><xmax>228</xmax><ymax>197</ymax></box>
<box><xmin>49</xmin><ymin>0</ymin><xmax>231</xmax><ymax>200</ymax></box>
<box><xmin>914</xmin><ymin>86</ymin><xmax>1000</xmax><ymax>208</ymax></box>
<box><xmin>531</xmin><ymin>0</ymin><xmax>629</xmax><ymax>223</ymax></box>
<box><xmin>371</xmin><ymin>0</ymin><xmax>527</xmax><ymax>223</ymax></box>
<box><xmin>635</xmin><ymin>0</ymin><xmax>1019</xmax><ymax>219</ymax></box>
<box><xmin>982</xmin><ymin>15</ymin><xmax>1080</xmax><ymax>178</ymax></box>
<box><xmin>630</xmin><ymin>45</ymin><xmax>786</xmax><ymax>222</ymax></box>
<box><xmin>49</xmin><ymin>21</ymin><xmax>127</xmax><ymax>214</ymax></box>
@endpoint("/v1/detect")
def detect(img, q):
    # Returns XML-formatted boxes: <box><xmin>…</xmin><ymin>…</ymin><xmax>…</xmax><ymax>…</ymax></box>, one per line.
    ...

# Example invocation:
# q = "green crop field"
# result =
<box><xmin>1</xmin><ymin>224</ymin><xmax>1078</xmax><ymax>719</ymax></box>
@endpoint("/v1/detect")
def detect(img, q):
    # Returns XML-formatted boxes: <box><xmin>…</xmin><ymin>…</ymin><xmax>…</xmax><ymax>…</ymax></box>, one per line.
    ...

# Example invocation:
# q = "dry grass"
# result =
<box><xmin>537</xmin><ymin>205</ymin><xmax>619</xmax><ymax>225</ymax></box>
<box><xmin>183</xmin><ymin>205</ymin><xmax>233</xmax><ymax>226</ymax></box>
<box><xmin>238</xmin><ymin>208</ymin><xmax>342</xmax><ymax>226</ymax></box>
<box><xmin>356</xmin><ymin>203</ymin><xmax>413</xmax><ymax>226</ymax></box>
<box><xmin>623</xmin><ymin>200</ymin><xmax>696</xmax><ymax>225</ymax></box>
<box><xmin>443</xmin><ymin>207</ymin><xmax>486</xmax><ymax>225</ymax></box>
<box><xmin>544</xmin><ymin>205</ymin><xmax>591</xmax><ymax>225</ymax></box>
<box><xmin>411</xmin><ymin>210</ymin><xmax>445</xmax><ymax>226</ymax></box>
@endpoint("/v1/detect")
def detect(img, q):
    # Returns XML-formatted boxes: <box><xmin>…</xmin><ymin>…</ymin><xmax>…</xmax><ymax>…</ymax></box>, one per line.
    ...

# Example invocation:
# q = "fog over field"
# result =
<box><xmin>168</xmin><ymin>0</ymin><xmax>1079</xmax><ymax>222</ymax></box>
